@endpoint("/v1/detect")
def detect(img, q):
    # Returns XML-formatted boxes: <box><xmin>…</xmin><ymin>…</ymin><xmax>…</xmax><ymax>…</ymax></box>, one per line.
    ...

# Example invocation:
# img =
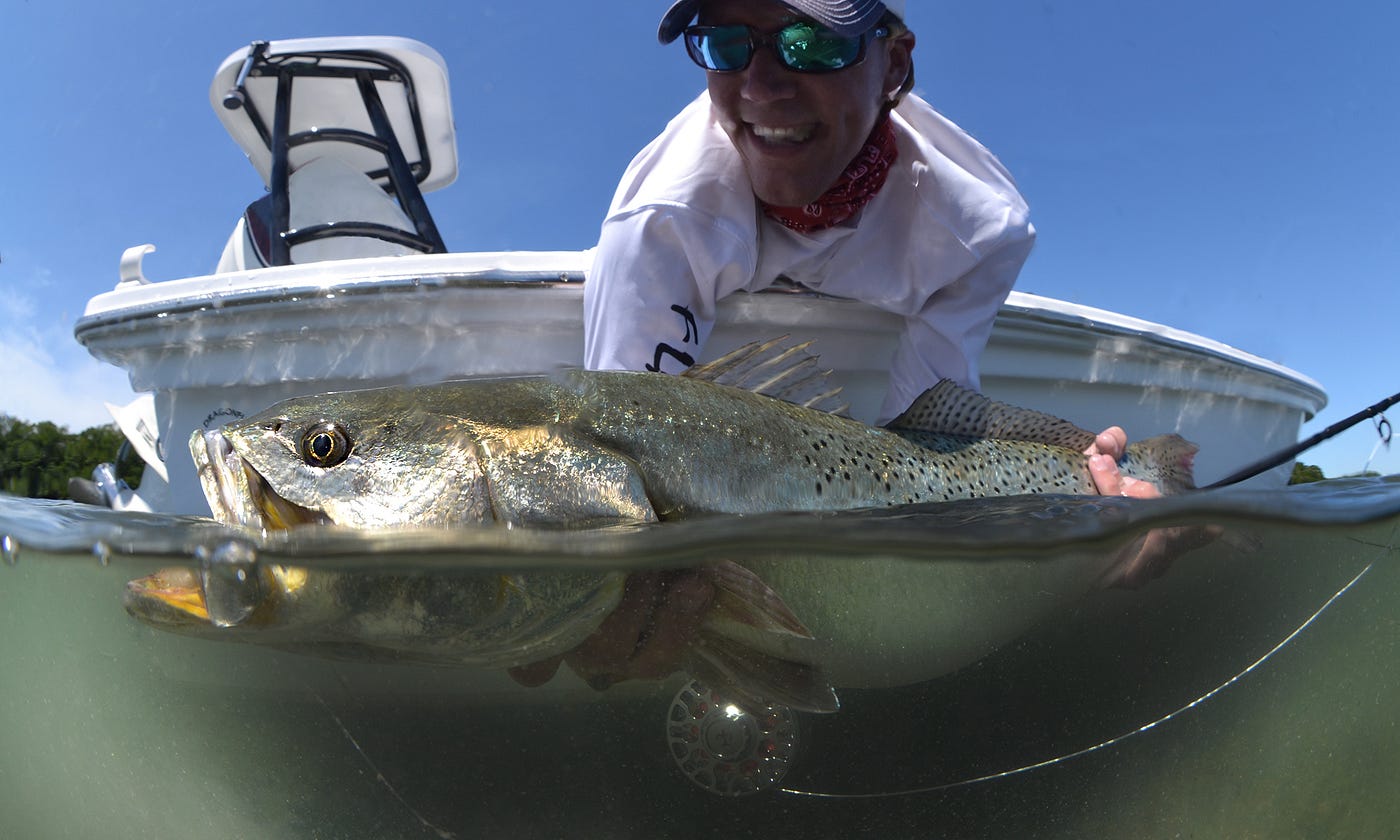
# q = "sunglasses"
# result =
<box><xmin>683</xmin><ymin>21</ymin><xmax>889</xmax><ymax>74</ymax></box>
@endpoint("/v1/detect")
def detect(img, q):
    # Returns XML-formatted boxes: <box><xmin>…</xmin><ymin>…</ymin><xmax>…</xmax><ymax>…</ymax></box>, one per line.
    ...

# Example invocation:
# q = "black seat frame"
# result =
<box><xmin>221</xmin><ymin>40</ymin><xmax>448</xmax><ymax>266</ymax></box>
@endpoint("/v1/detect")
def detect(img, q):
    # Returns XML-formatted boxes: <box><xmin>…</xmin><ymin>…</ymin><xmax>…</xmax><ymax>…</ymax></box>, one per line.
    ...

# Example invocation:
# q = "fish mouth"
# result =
<box><xmin>190</xmin><ymin>428</ymin><xmax>330</xmax><ymax>530</ymax></box>
<box><xmin>127</xmin><ymin>430</ymin><xmax>326</xmax><ymax>631</ymax></box>
<box><xmin>124</xmin><ymin>562</ymin><xmax>307</xmax><ymax>628</ymax></box>
<box><xmin>123</xmin><ymin>565</ymin><xmax>209</xmax><ymax>625</ymax></box>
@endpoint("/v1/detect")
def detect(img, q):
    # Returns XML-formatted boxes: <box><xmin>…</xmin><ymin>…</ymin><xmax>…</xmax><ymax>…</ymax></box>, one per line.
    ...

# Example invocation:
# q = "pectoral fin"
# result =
<box><xmin>476</xmin><ymin>428</ymin><xmax>658</xmax><ymax>526</ymax></box>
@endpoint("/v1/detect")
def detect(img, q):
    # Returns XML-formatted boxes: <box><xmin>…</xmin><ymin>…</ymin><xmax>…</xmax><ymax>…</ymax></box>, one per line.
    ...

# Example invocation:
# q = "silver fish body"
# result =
<box><xmin>125</xmin><ymin>341</ymin><xmax>1197</xmax><ymax>710</ymax></box>
<box><xmin>126</xmin><ymin>561</ymin><xmax>624</xmax><ymax>671</ymax></box>
<box><xmin>198</xmin><ymin>368</ymin><xmax>1193</xmax><ymax>530</ymax></box>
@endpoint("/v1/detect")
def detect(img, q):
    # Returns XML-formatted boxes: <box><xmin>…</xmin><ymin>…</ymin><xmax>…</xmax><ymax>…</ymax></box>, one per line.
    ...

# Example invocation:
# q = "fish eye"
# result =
<box><xmin>299</xmin><ymin>422</ymin><xmax>351</xmax><ymax>468</ymax></box>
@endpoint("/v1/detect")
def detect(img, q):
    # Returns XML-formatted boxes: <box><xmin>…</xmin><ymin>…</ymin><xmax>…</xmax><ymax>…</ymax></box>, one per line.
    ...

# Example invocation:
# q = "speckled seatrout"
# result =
<box><xmin>123</xmin><ymin>339</ymin><xmax>1196</xmax><ymax>712</ymax></box>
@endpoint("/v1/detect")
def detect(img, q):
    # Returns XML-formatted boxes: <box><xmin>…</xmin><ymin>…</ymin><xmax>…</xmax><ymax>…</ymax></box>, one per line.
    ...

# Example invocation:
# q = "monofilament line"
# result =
<box><xmin>780</xmin><ymin>560</ymin><xmax>1376</xmax><ymax>799</ymax></box>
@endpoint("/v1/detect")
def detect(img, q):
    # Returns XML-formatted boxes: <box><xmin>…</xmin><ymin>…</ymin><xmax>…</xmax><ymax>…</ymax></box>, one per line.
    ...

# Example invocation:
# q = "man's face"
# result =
<box><xmin>700</xmin><ymin>0</ymin><xmax>914</xmax><ymax>208</ymax></box>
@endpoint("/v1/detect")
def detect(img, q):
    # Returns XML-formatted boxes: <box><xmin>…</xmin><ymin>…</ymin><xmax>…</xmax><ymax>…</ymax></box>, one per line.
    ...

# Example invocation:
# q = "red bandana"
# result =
<box><xmin>761</xmin><ymin>117</ymin><xmax>899</xmax><ymax>234</ymax></box>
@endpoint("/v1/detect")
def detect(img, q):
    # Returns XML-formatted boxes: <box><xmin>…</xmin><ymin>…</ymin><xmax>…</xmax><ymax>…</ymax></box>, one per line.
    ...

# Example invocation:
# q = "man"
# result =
<box><xmin>585</xmin><ymin>0</ymin><xmax>1031</xmax><ymax>426</ymax></box>
<box><xmin>513</xmin><ymin>0</ymin><xmax>1169</xmax><ymax>692</ymax></box>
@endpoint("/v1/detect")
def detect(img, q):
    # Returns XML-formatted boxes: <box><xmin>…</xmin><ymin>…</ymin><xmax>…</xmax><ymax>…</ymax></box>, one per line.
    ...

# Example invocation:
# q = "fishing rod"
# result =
<box><xmin>1202</xmin><ymin>388</ymin><xmax>1399</xmax><ymax>489</ymax></box>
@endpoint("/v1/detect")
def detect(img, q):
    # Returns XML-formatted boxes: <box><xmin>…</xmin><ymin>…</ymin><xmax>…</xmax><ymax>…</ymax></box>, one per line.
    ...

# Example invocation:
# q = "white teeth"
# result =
<box><xmin>751</xmin><ymin>124</ymin><xmax>814</xmax><ymax>144</ymax></box>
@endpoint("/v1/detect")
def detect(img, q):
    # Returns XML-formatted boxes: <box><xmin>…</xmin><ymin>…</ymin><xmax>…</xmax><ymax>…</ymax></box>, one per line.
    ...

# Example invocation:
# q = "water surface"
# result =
<box><xmin>1</xmin><ymin>478</ymin><xmax>1397</xmax><ymax>838</ymax></box>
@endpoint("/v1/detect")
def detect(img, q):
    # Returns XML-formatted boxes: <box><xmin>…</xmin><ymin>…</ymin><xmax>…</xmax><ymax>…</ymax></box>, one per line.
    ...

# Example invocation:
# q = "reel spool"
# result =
<box><xmin>665</xmin><ymin>678</ymin><xmax>799</xmax><ymax>796</ymax></box>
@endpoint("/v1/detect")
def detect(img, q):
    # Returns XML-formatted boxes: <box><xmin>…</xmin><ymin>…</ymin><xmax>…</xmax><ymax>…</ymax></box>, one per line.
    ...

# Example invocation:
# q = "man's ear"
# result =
<box><xmin>884</xmin><ymin>31</ymin><xmax>915</xmax><ymax>102</ymax></box>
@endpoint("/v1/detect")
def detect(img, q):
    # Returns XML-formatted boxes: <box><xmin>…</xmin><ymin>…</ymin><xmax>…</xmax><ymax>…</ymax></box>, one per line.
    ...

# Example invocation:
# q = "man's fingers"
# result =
<box><xmin>560</xmin><ymin>569</ymin><xmax>715</xmax><ymax>686</ymax></box>
<box><xmin>1118</xmin><ymin>475</ymin><xmax>1162</xmax><ymax>500</ymax></box>
<box><xmin>1086</xmin><ymin>426</ymin><xmax>1128</xmax><ymax>459</ymax></box>
<box><xmin>1100</xmin><ymin>524</ymin><xmax>1222</xmax><ymax>589</ymax></box>
<box><xmin>508</xmin><ymin>655</ymin><xmax>563</xmax><ymax>687</ymax></box>
<box><xmin>1089</xmin><ymin>453</ymin><xmax>1124</xmax><ymax>495</ymax></box>
<box><xmin>623</xmin><ymin>571</ymin><xmax>714</xmax><ymax>679</ymax></box>
<box><xmin>567</xmin><ymin>572</ymin><xmax>663</xmax><ymax>674</ymax></box>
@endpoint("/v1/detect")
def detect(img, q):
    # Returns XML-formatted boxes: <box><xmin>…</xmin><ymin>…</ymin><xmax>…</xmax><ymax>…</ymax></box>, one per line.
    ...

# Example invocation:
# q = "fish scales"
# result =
<box><xmin>565</xmin><ymin>369</ymin><xmax>1160</xmax><ymax>516</ymax></box>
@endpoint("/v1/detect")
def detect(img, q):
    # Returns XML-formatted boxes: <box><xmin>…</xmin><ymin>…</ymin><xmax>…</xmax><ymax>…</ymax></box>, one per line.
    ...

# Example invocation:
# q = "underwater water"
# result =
<box><xmin>1</xmin><ymin>478</ymin><xmax>1398</xmax><ymax>839</ymax></box>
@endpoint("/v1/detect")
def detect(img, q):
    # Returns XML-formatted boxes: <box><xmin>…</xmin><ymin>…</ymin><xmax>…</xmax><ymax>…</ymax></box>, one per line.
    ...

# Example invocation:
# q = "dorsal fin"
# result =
<box><xmin>887</xmin><ymin>380</ymin><xmax>1099</xmax><ymax>450</ymax></box>
<box><xmin>684</xmin><ymin>337</ymin><xmax>850</xmax><ymax>416</ymax></box>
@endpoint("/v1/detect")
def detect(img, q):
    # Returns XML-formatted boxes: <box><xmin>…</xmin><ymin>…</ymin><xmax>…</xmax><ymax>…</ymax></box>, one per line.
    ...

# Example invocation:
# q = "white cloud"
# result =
<box><xmin>0</xmin><ymin>287</ymin><xmax>137</xmax><ymax>431</ymax></box>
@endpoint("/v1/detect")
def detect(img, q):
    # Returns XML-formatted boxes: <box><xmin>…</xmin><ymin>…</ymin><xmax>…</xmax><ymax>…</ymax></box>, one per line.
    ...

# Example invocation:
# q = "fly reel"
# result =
<box><xmin>665</xmin><ymin>678</ymin><xmax>799</xmax><ymax>796</ymax></box>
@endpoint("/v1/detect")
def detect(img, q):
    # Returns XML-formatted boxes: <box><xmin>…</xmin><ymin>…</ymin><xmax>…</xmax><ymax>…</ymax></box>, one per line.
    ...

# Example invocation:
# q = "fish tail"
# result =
<box><xmin>1124</xmin><ymin>433</ymin><xmax>1199</xmax><ymax>493</ymax></box>
<box><xmin>685</xmin><ymin>560</ymin><xmax>839</xmax><ymax>714</ymax></box>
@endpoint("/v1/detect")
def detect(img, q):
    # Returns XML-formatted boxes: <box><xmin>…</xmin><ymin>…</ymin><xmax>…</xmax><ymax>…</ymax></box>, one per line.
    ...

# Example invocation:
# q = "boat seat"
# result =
<box><xmin>210</xmin><ymin>37</ymin><xmax>456</xmax><ymax>269</ymax></box>
<box><xmin>215</xmin><ymin>156</ymin><xmax>421</xmax><ymax>271</ymax></box>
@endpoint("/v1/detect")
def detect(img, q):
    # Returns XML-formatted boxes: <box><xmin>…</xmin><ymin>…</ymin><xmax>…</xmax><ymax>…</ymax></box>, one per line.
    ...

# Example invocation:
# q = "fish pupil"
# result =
<box><xmin>301</xmin><ymin>423</ymin><xmax>350</xmax><ymax>467</ymax></box>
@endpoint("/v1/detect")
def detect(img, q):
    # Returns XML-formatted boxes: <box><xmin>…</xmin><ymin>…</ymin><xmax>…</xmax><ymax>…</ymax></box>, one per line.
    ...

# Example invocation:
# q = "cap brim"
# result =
<box><xmin>658</xmin><ymin>0</ymin><xmax>700</xmax><ymax>44</ymax></box>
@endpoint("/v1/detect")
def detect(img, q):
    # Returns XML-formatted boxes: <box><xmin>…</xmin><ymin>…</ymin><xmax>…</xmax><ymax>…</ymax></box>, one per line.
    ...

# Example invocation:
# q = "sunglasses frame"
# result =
<box><xmin>683</xmin><ymin>21</ymin><xmax>890</xmax><ymax>75</ymax></box>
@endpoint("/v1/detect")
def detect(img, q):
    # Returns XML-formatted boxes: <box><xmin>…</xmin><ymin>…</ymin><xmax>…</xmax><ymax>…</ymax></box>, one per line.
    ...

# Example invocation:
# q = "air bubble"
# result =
<box><xmin>2</xmin><ymin>535</ymin><xmax>18</xmax><ymax>566</ymax></box>
<box><xmin>92</xmin><ymin>541</ymin><xmax>112</xmax><ymax>567</ymax></box>
<box><xmin>199</xmin><ymin>539</ymin><xmax>263</xmax><ymax>628</ymax></box>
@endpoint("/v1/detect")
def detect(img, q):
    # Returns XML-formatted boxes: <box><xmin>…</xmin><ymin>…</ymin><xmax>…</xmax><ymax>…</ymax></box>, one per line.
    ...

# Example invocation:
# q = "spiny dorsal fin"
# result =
<box><xmin>684</xmin><ymin>337</ymin><xmax>850</xmax><ymax>416</ymax></box>
<box><xmin>888</xmin><ymin>380</ymin><xmax>1099</xmax><ymax>450</ymax></box>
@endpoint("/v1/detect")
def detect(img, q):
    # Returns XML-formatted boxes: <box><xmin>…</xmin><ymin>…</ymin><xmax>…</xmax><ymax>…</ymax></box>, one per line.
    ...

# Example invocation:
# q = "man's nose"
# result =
<box><xmin>739</xmin><ymin>46</ymin><xmax>797</xmax><ymax>104</ymax></box>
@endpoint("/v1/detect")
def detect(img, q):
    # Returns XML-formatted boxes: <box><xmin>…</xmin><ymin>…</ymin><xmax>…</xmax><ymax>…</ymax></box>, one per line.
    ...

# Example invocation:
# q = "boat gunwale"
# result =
<box><xmin>73</xmin><ymin>252</ymin><xmax>1327</xmax><ymax>414</ymax></box>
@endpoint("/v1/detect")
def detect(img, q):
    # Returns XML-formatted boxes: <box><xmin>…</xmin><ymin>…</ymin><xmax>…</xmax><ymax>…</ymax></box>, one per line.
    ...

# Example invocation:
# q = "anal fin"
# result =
<box><xmin>686</xmin><ymin>560</ymin><xmax>839</xmax><ymax>714</ymax></box>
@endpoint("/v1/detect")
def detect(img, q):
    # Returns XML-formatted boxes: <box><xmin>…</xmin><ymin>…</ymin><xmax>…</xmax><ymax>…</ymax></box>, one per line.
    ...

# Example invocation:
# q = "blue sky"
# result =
<box><xmin>2</xmin><ymin>1</ymin><xmax>1396</xmax><ymax>478</ymax></box>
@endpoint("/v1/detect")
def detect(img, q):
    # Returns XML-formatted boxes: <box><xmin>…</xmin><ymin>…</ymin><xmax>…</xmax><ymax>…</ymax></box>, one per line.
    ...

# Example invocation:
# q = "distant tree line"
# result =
<box><xmin>1289</xmin><ymin>462</ymin><xmax>1327</xmax><ymax>484</ymax></box>
<box><xmin>0</xmin><ymin>415</ymin><xmax>143</xmax><ymax>499</ymax></box>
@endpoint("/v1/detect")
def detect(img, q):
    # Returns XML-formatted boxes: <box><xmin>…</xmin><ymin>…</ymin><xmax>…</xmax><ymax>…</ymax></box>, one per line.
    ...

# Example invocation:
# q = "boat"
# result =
<box><xmin>74</xmin><ymin>36</ymin><xmax>1327</xmax><ymax>514</ymax></box>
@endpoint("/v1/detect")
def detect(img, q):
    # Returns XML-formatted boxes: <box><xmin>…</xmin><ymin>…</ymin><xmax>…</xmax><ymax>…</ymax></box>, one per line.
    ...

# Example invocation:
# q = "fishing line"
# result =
<box><xmin>307</xmin><ymin>681</ymin><xmax>458</xmax><ymax>839</ymax></box>
<box><xmin>1362</xmin><ymin>414</ymin><xmax>1393</xmax><ymax>476</ymax></box>
<box><xmin>1203</xmin><ymin>389</ymin><xmax>1400</xmax><ymax>489</ymax></box>
<box><xmin>778</xmin><ymin>560</ymin><xmax>1375</xmax><ymax>800</ymax></box>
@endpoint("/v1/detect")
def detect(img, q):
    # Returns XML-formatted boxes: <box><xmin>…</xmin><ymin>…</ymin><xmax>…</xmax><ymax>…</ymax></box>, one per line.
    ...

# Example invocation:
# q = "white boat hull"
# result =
<box><xmin>76</xmin><ymin>251</ymin><xmax>1327</xmax><ymax>514</ymax></box>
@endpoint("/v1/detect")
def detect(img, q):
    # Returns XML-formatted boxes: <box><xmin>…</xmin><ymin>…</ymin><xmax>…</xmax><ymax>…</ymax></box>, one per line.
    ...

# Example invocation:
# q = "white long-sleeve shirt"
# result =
<box><xmin>584</xmin><ymin>91</ymin><xmax>1034</xmax><ymax>423</ymax></box>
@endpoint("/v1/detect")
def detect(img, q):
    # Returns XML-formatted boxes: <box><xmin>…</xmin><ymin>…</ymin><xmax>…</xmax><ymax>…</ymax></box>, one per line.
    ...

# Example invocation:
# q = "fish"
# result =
<box><xmin>123</xmin><ymin>339</ymin><xmax>1197</xmax><ymax>711</ymax></box>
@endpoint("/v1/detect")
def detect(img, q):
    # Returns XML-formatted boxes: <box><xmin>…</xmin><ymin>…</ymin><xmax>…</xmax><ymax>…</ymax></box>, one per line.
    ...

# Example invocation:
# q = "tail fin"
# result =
<box><xmin>1123</xmin><ymin>433</ymin><xmax>1199</xmax><ymax>494</ymax></box>
<box><xmin>686</xmin><ymin>561</ymin><xmax>839</xmax><ymax>714</ymax></box>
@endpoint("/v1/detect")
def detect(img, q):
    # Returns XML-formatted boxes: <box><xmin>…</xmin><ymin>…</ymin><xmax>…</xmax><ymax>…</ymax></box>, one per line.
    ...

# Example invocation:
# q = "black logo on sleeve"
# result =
<box><xmin>645</xmin><ymin>305</ymin><xmax>699</xmax><ymax>372</ymax></box>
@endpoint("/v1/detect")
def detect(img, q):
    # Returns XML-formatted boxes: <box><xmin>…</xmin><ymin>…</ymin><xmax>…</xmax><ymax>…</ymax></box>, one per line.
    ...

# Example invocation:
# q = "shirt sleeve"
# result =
<box><xmin>879</xmin><ymin>230</ymin><xmax>1036</xmax><ymax>424</ymax></box>
<box><xmin>583</xmin><ymin>204</ymin><xmax>755</xmax><ymax>374</ymax></box>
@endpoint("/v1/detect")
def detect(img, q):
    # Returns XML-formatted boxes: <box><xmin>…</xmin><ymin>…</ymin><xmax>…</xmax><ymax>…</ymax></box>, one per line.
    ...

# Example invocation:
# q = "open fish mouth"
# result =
<box><xmin>190</xmin><ymin>428</ymin><xmax>330</xmax><ymax>530</ymax></box>
<box><xmin>123</xmin><ymin>565</ymin><xmax>210</xmax><ymax>624</ymax></box>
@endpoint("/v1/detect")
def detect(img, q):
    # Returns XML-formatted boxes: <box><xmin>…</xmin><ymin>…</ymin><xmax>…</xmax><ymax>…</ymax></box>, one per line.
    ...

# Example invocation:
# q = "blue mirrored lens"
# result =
<box><xmin>685</xmin><ymin>27</ymin><xmax>753</xmax><ymax>71</ymax></box>
<box><xmin>683</xmin><ymin>23</ymin><xmax>869</xmax><ymax>73</ymax></box>
<box><xmin>776</xmin><ymin>22</ymin><xmax>863</xmax><ymax>70</ymax></box>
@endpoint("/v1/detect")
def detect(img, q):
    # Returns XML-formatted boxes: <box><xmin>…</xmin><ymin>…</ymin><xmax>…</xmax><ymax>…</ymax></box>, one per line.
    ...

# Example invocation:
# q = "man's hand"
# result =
<box><xmin>508</xmin><ymin>569</ymin><xmax>715</xmax><ymax>690</ymax></box>
<box><xmin>1086</xmin><ymin>426</ymin><xmax>1216</xmax><ymax>588</ymax></box>
<box><xmin>1086</xmin><ymin>426</ymin><xmax>1160</xmax><ymax>500</ymax></box>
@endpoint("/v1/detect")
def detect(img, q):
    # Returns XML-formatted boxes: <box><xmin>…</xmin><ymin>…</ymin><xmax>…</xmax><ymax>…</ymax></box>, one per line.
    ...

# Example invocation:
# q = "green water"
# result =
<box><xmin>1</xmin><ymin>480</ymin><xmax>1397</xmax><ymax>838</ymax></box>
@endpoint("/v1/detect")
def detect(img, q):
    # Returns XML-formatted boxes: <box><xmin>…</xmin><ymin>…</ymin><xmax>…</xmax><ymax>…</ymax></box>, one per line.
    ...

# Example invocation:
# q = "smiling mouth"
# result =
<box><xmin>750</xmin><ymin>123</ymin><xmax>816</xmax><ymax>145</ymax></box>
